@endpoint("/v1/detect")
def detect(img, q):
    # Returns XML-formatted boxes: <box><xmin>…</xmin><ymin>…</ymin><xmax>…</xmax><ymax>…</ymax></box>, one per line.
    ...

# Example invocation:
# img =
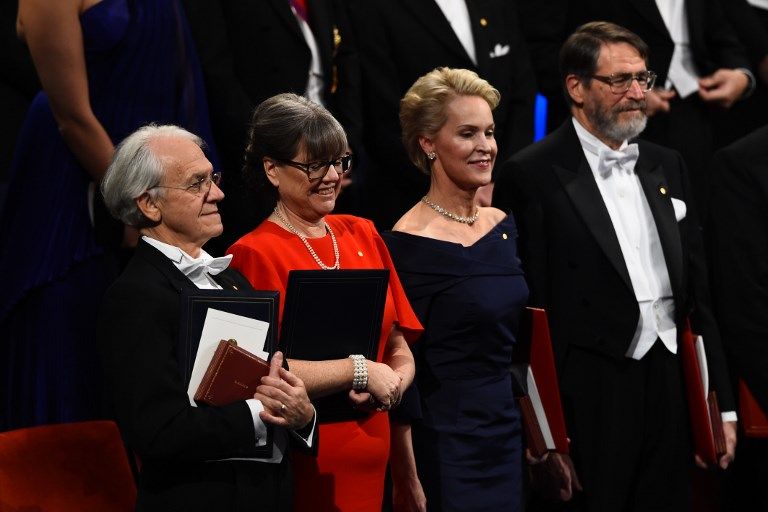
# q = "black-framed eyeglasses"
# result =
<box><xmin>277</xmin><ymin>153</ymin><xmax>353</xmax><ymax>181</ymax></box>
<box><xmin>149</xmin><ymin>172</ymin><xmax>222</xmax><ymax>196</ymax></box>
<box><xmin>590</xmin><ymin>71</ymin><xmax>657</xmax><ymax>94</ymax></box>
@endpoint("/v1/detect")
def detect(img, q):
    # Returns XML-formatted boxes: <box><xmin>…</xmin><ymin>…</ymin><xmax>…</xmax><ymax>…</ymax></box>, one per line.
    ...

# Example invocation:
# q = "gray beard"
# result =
<box><xmin>589</xmin><ymin>101</ymin><xmax>648</xmax><ymax>143</ymax></box>
<box><xmin>601</xmin><ymin>113</ymin><xmax>647</xmax><ymax>142</ymax></box>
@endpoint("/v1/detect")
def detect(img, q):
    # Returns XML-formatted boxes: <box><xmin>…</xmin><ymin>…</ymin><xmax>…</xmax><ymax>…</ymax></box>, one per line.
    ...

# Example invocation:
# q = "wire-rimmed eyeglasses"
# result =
<box><xmin>590</xmin><ymin>71</ymin><xmax>657</xmax><ymax>94</ymax></box>
<box><xmin>149</xmin><ymin>172</ymin><xmax>222</xmax><ymax>196</ymax></box>
<box><xmin>277</xmin><ymin>153</ymin><xmax>353</xmax><ymax>182</ymax></box>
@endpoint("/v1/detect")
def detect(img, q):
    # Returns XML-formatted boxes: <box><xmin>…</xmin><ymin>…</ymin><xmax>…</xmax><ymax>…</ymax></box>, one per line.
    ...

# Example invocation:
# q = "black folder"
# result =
<box><xmin>178</xmin><ymin>288</ymin><xmax>279</xmax><ymax>457</ymax></box>
<box><xmin>279</xmin><ymin>269</ymin><xmax>390</xmax><ymax>423</ymax></box>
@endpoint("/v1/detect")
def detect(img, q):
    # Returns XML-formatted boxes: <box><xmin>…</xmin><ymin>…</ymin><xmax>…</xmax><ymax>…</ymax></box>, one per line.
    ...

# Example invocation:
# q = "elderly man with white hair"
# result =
<box><xmin>98</xmin><ymin>124</ymin><xmax>315</xmax><ymax>512</ymax></box>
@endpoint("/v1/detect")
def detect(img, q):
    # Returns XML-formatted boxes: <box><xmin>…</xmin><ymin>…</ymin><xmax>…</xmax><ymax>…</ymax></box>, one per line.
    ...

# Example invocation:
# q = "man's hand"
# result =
<box><xmin>255</xmin><ymin>351</ymin><xmax>314</xmax><ymax>430</ymax></box>
<box><xmin>719</xmin><ymin>421</ymin><xmax>737</xmax><ymax>469</ymax></box>
<box><xmin>694</xmin><ymin>420</ymin><xmax>737</xmax><ymax>469</ymax></box>
<box><xmin>530</xmin><ymin>452</ymin><xmax>582</xmax><ymax>502</ymax></box>
<box><xmin>645</xmin><ymin>88</ymin><xmax>676</xmax><ymax>116</ymax></box>
<box><xmin>698</xmin><ymin>69</ymin><xmax>750</xmax><ymax>108</ymax></box>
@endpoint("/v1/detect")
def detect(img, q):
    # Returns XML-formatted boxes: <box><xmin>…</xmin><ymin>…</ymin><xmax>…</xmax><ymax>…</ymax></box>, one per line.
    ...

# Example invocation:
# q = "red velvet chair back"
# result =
<box><xmin>0</xmin><ymin>420</ymin><xmax>136</xmax><ymax>511</ymax></box>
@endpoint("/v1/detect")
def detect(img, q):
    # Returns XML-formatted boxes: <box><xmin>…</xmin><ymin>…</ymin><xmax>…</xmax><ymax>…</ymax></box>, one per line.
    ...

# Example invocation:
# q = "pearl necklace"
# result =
<box><xmin>421</xmin><ymin>196</ymin><xmax>479</xmax><ymax>225</ymax></box>
<box><xmin>273</xmin><ymin>206</ymin><xmax>340</xmax><ymax>270</ymax></box>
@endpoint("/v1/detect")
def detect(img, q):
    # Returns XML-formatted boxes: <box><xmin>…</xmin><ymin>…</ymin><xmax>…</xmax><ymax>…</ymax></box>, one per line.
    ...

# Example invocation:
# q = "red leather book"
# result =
<box><xmin>194</xmin><ymin>339</ymin><xmax>270</xmax><ymax>406</ymax></box>
<box><xmin>739</xmin><ymin>379</ymin><xmax>768</xmax><ymax>438</ymax></box>
<box><xmin>680</xmin><ymin>325</ymin><xmax>726</xmax><ymax>465</ymax></box>
<box><xmin>524</xmin><ymin>307</ymin><xmax>570</xmax><ymax>454</ymax></box>
<box><xmin>516</xmin><ymin>394</ymin><xmax>549</xmax><ymax>458</ymax></box>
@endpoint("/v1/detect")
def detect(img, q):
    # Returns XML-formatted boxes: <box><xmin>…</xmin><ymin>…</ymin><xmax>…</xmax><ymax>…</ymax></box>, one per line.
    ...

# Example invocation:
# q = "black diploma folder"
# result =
<box><xmin>279</xmin><ymin>269</ymin><xmax>390</xmax><ymax>423</ymax></box>
<box><xmin>178</xmin><ymin>288</ymin><xmax>279</xmax><ymax>457</ymax></box>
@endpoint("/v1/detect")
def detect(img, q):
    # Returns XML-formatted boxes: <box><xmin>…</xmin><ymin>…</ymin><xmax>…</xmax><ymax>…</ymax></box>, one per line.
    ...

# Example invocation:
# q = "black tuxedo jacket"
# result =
<box><xmin>709</xmin><ymin>124</ymin><xmax>768</xmax><ymax>413</ymax></box>
<box><xmin>182</xmin><ymin>0</ymin><xmax>361</xmax><ymax>251</ymax></box>
<box><xmin>183</xmin><ymin>0</ymin><xmax>361</xmax><ymax>145</ymax></box>
<box><xmin>493</xmin><ymin>121</ymin><xmax>734</xmax><ymax>411</ymax></box>
<box><xmin>347</xmin><ymin>0</ymin><xmax>536</xmax><ymax>227</ymax></box>
<box><xmin>98</xmin><ymin>240</ymin><xmax>291</xmax><ymax>511</ymax></box>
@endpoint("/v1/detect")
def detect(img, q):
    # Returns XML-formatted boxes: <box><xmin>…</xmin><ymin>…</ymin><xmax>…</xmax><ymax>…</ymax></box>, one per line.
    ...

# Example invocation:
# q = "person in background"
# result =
<box><xmin>713</xmin><ymin>0</ymin><xmax>768</xmax><ymax>148</ymax></box>
<box><xmin>493</xmin><ymin>22</ymin><xmax>736</xmax><ymax>511</ymax></box>
<box><xmin>99</xmin><ymin>124</ymin><xmax>315</xmax><ymax>511</ymax></box>
<box><xmin>0</xmin><ymin>0</ymin><xmax>218</xmax><ymax>431</ymax></box>
<box><xmin>384</xmin><ymin>67</ymin><xmax>527</xmax><ymax>512</ymax></box>
<box><xmin>227</xmin><ymin>93</ymin><xmax>421</xmax><ymax>511</ymax></box>
<box><xmin>708</xmin><ymin>124</ymin><xmax>768</xmax><ymax>512</ymax></box>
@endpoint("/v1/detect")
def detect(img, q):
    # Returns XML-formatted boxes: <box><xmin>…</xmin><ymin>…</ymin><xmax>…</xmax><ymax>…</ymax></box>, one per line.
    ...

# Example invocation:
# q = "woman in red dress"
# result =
<box><xmin>228</xmin><ymin>93</ymin><xmax>422</xmax><ymax>511</ymax></box>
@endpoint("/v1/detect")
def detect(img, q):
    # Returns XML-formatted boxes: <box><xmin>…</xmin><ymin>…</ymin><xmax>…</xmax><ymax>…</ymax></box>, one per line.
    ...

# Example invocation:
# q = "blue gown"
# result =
<box><xmin>383</xmin><ymin>216</ymin><xmax>528</xmax><ymax>512</ymax></box>
<box><xmin>0</xmin><ymin>0</ymin><xmax>217</xmax><ymax>430</ymax></box>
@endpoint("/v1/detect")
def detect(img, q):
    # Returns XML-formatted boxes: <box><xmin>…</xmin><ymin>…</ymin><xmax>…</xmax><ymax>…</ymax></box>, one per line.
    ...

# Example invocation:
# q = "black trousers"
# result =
<box><xmin>554</xmin><ymin>341</ymin><xmax>693</xmax><ymax>512</ymax></box>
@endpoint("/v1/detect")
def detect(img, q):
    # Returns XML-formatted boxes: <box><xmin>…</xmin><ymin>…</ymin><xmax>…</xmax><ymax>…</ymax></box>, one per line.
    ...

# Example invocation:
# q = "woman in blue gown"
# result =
<box><xmin>384</xmin><ymin>68</ymin><xmax>528</xmax><ymax>511</ymax></box>
<box><xmin>0</xmin><ymin>0</ymin><xmax>217</xmax><ymax>430</ymax></box>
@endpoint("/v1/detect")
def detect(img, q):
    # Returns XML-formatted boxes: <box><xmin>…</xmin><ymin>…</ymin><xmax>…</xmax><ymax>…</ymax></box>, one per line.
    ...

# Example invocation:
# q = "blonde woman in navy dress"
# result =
<box><xmin>384</xmin><ymin>67</ymin><xmax>528</xmax><ymax>511</ymax></box>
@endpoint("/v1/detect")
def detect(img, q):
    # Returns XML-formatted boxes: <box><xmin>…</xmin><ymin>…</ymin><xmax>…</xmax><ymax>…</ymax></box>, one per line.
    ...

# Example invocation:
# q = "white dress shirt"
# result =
<box><xmin>655</xmin><ymin>0</ymin><xmax>700</xmax><ymax>97</ymax></box>
<box><xmin>142</xmin><ymin>236</ymin><xmax>316</xmax><ymax>462</ymax></box>
<box><xmin>434</xmin><ymin>0</ymin><xmax>477</xmax><ymax>65</ymax></box>
<box><xmin>572</xmin><ymin>120</ymin><xmax>678</xmax><ymax>360</ymax></box>
<box><xmin>570</xmin><ymin>123</ymin><xmax>737</xmax><ymax>422</ymax></box>
<box><xmin>747</xmin><ymin>0</ymin><xmax>768</xmax><ymax>11</ymax></box>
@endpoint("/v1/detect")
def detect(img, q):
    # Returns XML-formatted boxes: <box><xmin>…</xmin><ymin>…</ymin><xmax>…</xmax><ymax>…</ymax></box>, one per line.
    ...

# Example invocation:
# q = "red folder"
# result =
<box><xmin>680</xmin><ymin>324</ymin><xmax>726</xmax><ymax>465</ymax></box>
<box><xmin>739</xmin><ymin>379</ymin><xmax>768</xmax><ymax>438</ymax></box>
<box><xmin>522</xmin><ymin>307</ymin><xmax>569</xmax><ymax>454</ymax></box>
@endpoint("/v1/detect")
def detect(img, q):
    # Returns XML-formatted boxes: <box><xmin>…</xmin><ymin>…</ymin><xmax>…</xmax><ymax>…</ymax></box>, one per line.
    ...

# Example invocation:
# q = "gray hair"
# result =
<box><xmin>243</xmin><ymin>93</ymin><xmax>348</xmax><ymax>200</ymax></box>
<box><xmin>559</xmin><ymin>21</ymin><xmax>649</xmax><ymax>106</ymax></box>
<box><xmin>101</xmin><ymin>124</ymin><xmax>203</xmax><ymax>227</ymax></box>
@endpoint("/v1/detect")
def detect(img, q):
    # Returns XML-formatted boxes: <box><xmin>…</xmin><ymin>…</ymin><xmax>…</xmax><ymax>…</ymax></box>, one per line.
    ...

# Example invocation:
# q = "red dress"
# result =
<box><xmin>228</xmin><ymin>214</ymin><xmax>422</xmax><ymax>511</ymax></box>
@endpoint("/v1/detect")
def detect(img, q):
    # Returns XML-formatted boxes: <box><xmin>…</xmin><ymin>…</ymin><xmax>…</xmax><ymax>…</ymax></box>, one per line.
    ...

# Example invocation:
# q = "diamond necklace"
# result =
<box><xmin>421</xmin><ymin>196</ymin><xmax>479</xmax><ymax>225</ymax></box>
<box><xmin>273</xmin><ymin>205</ymin><xmax>340</xmax><ymax>270</ymax></box>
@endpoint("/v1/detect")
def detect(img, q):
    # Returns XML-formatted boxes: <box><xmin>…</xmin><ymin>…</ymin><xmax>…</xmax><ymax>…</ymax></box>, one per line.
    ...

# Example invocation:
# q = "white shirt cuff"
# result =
<box><xmin>291</xmin><ymin>406</ymin><xmax>317</xmax><ymax>449</ymax></box>
<box><xmin>721</xmin><ymin>411</ymin><xmax>738</xmax><ymax>423</ymax></box>
<box><xmin>246</xmin><ymin>399</ymin><xmax>268</xmax><ymax>447</ymax></box>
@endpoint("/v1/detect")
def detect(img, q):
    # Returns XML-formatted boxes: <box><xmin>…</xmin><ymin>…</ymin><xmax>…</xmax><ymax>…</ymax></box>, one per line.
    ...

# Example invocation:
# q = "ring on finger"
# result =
<box><xmin>280</xmin><ymin>402</ymin><xmax>286</xmax><ymax>413</ymax></box>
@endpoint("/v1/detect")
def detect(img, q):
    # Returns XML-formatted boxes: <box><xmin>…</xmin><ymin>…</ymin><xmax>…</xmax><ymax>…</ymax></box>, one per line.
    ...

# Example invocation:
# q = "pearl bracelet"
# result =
<box><xmin>349</xmin><ymin>354</ymin><xmax>368</xmax><ymax>391</ymax></box>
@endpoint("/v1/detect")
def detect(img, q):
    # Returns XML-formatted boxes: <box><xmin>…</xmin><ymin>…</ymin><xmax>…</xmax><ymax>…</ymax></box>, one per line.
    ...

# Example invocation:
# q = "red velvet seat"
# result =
<box><xmin>0</xmin><ymin>420</ymin><xmax>136</xmax><ymax>511</ymax></box>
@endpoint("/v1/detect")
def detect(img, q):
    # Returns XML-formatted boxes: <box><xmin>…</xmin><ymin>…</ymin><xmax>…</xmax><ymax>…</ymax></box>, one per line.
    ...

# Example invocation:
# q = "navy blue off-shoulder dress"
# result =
<box><xmin>383</xmin><ymin>215</ymin><xmax>528</xmax><ymax>511</ymax></box>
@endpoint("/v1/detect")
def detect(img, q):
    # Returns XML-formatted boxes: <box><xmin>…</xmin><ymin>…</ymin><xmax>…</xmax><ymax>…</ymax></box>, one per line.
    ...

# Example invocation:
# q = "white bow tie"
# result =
<box><xmin>177</xmin><ymin>254</ymin><xmax>233</xmax><ymax>278</ymax></box>
<box><xmin>597</xmin><ymin>143</ymin><xmax>639</xmax><ymax>177</ymax></box>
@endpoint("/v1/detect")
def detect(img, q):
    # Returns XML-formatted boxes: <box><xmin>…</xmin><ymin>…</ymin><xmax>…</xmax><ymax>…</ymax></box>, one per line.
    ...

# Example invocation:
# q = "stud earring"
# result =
<box><xmin>427</xmin><ymin>152</ymin><xmax>436</xmax><ymax>161</ymax></box>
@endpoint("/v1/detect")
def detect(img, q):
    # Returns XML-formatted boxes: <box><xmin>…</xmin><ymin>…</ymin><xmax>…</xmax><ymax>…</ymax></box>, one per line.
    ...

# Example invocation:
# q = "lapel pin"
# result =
<box><xmin>659</xmin><ymin>186</ymin><xmax>667</xmax><ymax>195</ymax></box>
<box><xmin>502</xmin><ymin>233</ymin><xmax>508</xmax><ymax>240</ymax></box>
<box><xmin>480</xmin><ymin>18</ymin><xmax>488</xmax><ymax>27</ymax></box>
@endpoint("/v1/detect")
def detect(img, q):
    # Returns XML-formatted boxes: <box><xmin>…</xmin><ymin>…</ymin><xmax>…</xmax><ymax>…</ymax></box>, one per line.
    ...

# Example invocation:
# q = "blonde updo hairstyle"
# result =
<box><xmin>399</xmin><ymin>67</ymin><xmax>500</xmax><ymax>175</ymax></box>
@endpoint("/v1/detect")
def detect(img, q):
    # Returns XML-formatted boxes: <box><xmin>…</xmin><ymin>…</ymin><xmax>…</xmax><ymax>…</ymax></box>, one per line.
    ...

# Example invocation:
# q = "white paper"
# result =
<box><xmin>527</xmin><ymin>365</ymin><xmax>556</xmax><ymax>450</ymax></box>
<box><xmin>695</xmin><ymin>335</ymin><xmax>709</xmax><ymax>400</ymax></box>
<box><xmin>186</xmin><ymin>308</ymin><xmax>270</xmax><ymax>406</ymax></box>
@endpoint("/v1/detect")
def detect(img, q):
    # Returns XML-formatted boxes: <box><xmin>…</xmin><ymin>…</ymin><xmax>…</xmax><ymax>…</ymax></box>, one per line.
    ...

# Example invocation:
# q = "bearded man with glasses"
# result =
<box><xmin>494</xmin><ymin>22</ymin><xmax>736</xmax><ymax>511</ymax></box>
